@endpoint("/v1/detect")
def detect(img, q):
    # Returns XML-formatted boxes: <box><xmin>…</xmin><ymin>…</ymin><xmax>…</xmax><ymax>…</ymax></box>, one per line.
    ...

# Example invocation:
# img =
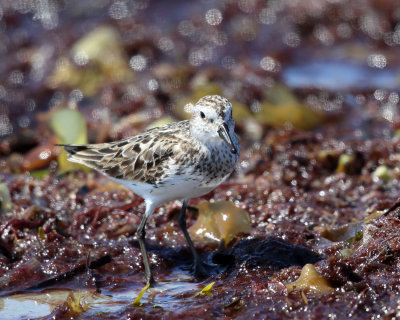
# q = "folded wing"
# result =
<box><xmin>61</xmin><ymin>134</ymin><xmax>175</xmax><ymax>184</ymax></box>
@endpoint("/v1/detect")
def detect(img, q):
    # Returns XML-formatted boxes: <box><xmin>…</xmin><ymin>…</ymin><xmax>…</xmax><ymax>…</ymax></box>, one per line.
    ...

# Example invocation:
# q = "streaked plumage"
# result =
<box><xmin>61</xmin><ymin>95</ymin><xmax>240</xmax><ymax>286</ymax></box>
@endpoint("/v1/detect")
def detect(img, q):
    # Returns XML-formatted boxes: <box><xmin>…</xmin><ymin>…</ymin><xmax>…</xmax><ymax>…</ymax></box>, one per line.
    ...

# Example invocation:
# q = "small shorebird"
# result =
<box><xmin>60</xmin><ymin>95</ymin><xmax>240</xmax><ymax>286</ymax></box>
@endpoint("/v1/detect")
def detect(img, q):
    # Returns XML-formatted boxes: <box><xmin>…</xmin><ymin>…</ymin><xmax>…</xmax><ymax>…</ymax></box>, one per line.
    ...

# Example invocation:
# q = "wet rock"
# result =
<box><xmin>21</xmin><ymin>141</ymin><xmax>59</xmax><ymax>172</ymax></box>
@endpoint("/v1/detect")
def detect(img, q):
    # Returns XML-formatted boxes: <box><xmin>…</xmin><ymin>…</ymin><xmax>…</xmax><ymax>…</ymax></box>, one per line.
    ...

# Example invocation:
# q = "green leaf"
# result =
<box><xmin>29</xmin><ymin>170</ymin><xmax>50</xmax><ymax>179</ymax></box>
<box><xmin>50</xmin><ymin>108</ymin><xmax>88</xmax><ymax>172</ymax></box>
<box><xmin>0</xmin><ymin>183</ymin><xmax>13</xmax><ymax>214</ymax></box>
<box><xmin>372</xmin><ymin>165</ymin><xmax>391</xmax><ymax>182</ymax></box>
<box><xmin>50</xmin><ymin>108</ymin><xmax>87</xmax><ymax>145</ymax></box>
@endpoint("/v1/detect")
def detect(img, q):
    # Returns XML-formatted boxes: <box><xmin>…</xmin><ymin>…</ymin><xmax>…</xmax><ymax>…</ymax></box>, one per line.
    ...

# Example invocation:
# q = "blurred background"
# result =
<box><xmin>0</xmin><ymin>0</ymin><xmax>399</xmax><ymax>172</ymax></box>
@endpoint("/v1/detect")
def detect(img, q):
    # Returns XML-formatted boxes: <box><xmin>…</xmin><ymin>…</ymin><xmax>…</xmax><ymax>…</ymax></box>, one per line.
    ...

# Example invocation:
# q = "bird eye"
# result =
<box><xmin>200</xmin><ymin>111</ymin><xmax>205</xmax><ymax>119</ymax></box>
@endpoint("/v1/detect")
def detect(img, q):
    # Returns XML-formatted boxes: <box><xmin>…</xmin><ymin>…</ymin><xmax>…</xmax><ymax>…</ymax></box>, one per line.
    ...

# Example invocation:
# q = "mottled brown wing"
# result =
<box><xmin>119</xmin><ymin>137</ymin><xmax>176</xmax><ymax>183</ymax></box>
<box><xmin>62</xmin><ymin>134</ymin><xmax>175</xmax><ymax>184</ymax></box>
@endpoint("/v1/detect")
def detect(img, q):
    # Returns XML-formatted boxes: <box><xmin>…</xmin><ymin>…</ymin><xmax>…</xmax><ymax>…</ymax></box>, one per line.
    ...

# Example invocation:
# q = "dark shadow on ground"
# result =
<box><xmin>212</xmin><ymin>237</ymin><xmax>322</xmax><ymax>270</ymax></box>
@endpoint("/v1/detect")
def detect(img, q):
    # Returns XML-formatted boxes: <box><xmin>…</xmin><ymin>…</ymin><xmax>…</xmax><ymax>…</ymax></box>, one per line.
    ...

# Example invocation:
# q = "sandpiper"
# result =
<box><xmin>60</xmin><ymin>95</ymin><xmax>240</xmax><ymax>286</ymax></box>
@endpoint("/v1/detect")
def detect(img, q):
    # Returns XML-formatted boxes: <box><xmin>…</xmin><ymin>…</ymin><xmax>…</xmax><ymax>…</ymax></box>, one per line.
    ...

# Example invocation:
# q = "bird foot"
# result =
<box><xmin>146</xmin><ymin>275</ymin><xmax>156</xmax><ymax>288</ymax></box>
<box><xmin>192</xmin><ymin>261</ymin><xmax>214</xmax><ymax>279</ymax></box>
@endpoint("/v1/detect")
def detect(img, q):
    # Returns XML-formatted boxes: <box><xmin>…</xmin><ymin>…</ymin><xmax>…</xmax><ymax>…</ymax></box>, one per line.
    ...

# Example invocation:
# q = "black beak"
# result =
<box><xmin>218</xmin><ymin>122</ymin><xmax>237</xmax><ymax>154</ymax></box>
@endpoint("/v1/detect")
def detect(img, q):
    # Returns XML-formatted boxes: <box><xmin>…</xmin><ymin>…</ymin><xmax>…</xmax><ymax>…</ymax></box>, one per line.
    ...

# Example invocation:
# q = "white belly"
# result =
<box><xmin>109</xmin><ymin>173</ymin><xmax>223</xmax><ymax>207</ymax></box>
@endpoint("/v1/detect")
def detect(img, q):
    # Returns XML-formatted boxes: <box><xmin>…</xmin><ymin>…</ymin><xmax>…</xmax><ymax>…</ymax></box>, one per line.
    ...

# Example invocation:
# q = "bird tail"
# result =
<box><xmin>56</xmin><ymin>144</ymin><xmax>104</xmax><ymax>169</ymax></box>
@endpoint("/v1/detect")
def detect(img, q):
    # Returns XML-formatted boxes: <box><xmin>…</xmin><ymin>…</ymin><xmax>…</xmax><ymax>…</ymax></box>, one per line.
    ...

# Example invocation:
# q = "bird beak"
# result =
<box><xmin>218</xmin><ymin>122</ymin><xmax>237</xmax><ymax>154</ymax></box>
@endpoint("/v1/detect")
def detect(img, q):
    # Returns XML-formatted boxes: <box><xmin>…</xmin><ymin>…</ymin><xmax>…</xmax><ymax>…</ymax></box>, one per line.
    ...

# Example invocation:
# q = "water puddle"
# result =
<box><xmin>0</xmin><ymin>295</ymin><xmax>51</xmax><ymax>320</ymax></box>
<box><xmin>0</xmin><ymin>273</ymin><xmax>202</xmax><ymax>319</ymax></box>
<box><xmin>283</xmin><ymin>60</ymin><xmax>400</xmax><ymax>90</ymax></box>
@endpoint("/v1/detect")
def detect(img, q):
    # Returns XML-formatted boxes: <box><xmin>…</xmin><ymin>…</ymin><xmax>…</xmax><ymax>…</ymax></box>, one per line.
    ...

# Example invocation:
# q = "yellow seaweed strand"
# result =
<box><xmin>132</xmin><ymin>283</ymin><xmax>150</xmax><ymax>306</ymax></box>
<box><xmin>194</xmin><ymin>282</ymin><xmax>216</xmax><ymax>297</ymax></box>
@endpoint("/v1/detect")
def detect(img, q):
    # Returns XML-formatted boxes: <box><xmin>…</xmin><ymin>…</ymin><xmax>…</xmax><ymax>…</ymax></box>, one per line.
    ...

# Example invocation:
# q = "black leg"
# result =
<box><xmin>136</xmin><ymin>203</ymin><xmax>155</xmax><ymax>287</ymax></box>
<box><xmin>178</xmin><ymin>198</ymin><xmax>209</xmax><ymax>278</ymax></box>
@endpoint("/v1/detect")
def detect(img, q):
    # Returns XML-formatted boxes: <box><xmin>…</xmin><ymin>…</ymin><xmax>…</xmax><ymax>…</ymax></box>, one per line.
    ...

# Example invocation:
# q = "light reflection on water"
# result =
<box><xmin>0</xmin><ymin>297</ymin><xmax>51</xmax><ymax>320</ymax></box>
<box><xmin>0</xmin><ymin>275</ymin><xmax>201</xmax><ymax>319</ymax></box>
<box><xmin>283</xmin><ymin>60</ymin><xmax>400</xmax><ymax>90</ymax></box>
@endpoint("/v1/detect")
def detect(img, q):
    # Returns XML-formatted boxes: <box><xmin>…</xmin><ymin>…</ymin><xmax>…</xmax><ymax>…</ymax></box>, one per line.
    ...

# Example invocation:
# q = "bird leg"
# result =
<box><xmin>178</xmin><ymin>198</ymin><xmax>209</xmax><ymax>278</ymax></box>
<box><xmin>136</xmin><ymin>203</ymin><xmax>155</xmax><ymax>287</ymax></box>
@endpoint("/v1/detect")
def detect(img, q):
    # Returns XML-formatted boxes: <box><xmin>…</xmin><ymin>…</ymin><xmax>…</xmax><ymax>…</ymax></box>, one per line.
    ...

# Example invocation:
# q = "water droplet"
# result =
<box><xmin>221</xmin><ymin>56</ymin><xmax>236</xmax><ymax>70</ymax></box>
<box><xmin>130</xmin><ymin>55</ymin><xmax>147</xmax><ymax>71</ymax></box>
<box><xmin>73</xmin><ymin>51</ymin><xmax>89</xmax><ymax>66</ymax></box>
<box><xmin>147</xmin><ymin>79</ymin><xmax>159</xmax><ymax>91</ymax></box>
<box><xmin>367</xmin><ymin>54</ymin><xmax>387</xmax><ymax>69</ymax></box>
<box><xmin>132</xmin><ymin>0</ymin><xmax>149</xmax><ymax>10</ymax></box>
<box><xmin>258</xmin><ymin>8</ymin><xmax>276</xmax><ymax>25</ymax></box>
<box><xmin>69</xmin><ymin>89</ymin><xmax>83</xmax><ymax>102</ymax></box>
<box><xmin>158</xmin><ymin>37</ymin><xmax>174</xmax><ymax>52</ymax></box>
<box><xmin>178</xmin><ymin>20</ymin><xmax>195</xmax><ymax>37</ymax></box>
<box><xmin>0</xmin><ymin>115</ymin><xmax>13</xmax><ymax>137</ymax></box>
<box><xmin>373</xmin><ymin>89</ymin><xmax>387</xmax><ymax>101</ymax></box>
<box><xmin>283</xmin><ymin>32</ymin><xmax>301</xmax><ymax>47</ymax></box>
<box><xmin>260</xmin><ymin>56</ymin><xmax>280</xmax><ymax>72</ymax></box>
<box><xmin>8</xmin><ymin>70</ymin><xmax>24</xmax><ymax>85</ymax></box>
<box><xmin>108</xmin><ymin>1</ymin><xmax>129</xmax><ymax>20</ymax></box>
<box><xmin>313</xmin><ymin>25</ymin><xmax>334</xmax><ymax>46</ymax></box>
<box><xmin>205</xmin><ymin>9</ymin><xmax>222</xmax><ymax>26</ymax></box>
<box><xmin>238</xmin><ymin>0</ymin><xmax>257</xmax><ymax>13</ymax></box>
